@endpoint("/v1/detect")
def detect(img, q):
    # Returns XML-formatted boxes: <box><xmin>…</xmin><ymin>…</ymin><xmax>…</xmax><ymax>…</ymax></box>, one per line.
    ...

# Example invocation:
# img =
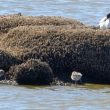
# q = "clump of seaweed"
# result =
<box><xmin>8</xmin><ymin>59</ymin><xmax>54</xmax><ymax>85</ymax></box>
<box><xmin>0</xmin><ymin>50</ymin><xmax>21</xmax><ymax>72</ymax></box>
<box><xmin>0</xmin><ymin>14</ymin><xmax>87</xmax><ymax>34</ymax></box>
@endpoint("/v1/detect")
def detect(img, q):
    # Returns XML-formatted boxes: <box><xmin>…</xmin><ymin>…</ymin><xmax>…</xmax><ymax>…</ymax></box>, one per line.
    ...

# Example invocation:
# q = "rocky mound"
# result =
<box><xmin>8</xmin><ymin>59</ymin><xmax>54</xmax><ymax>85</ymax></box>
<box><xmin>0</xmin><ymin>14</ymin><xmax>110</xmax><ymax>85</ymax></box>
<box><xmin>0</xmin><ymin>25</ymin><xmax>110</xmax><ymax>84</ymax></box>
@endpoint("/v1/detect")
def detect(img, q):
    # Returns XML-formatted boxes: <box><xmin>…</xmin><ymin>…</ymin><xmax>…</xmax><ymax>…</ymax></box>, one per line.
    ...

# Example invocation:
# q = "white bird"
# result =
<box><xmin>99</xmin><ymin>13</ymin><xmax>110</xmax><ymax>29</ymax></box>
<box><xmin>71</xmin><ymin>71</ymin><xmax>82</xmax><ymax>85</ymax></box>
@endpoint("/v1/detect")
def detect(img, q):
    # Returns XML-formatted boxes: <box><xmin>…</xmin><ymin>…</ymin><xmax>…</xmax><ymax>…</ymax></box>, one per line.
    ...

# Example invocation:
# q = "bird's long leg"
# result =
<box><xmin>79</xmin><ymin>79</ymin><xmax>82</xmax><ymax>84</ymax></box>
<box><xmin>75</xmin><ymin>81</ymin><xmax>77</xmax><ymax>86</ymax></box>
<box><xmin>4</xmin><ymin>74</ymin><xmax>6</xmax><ymax>81</ymax></box>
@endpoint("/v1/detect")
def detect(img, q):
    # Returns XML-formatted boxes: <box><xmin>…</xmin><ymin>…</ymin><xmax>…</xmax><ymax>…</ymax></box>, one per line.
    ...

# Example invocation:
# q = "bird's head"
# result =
<box><xmin>107</xmin><ymin>13</ymin><xmax>110</xmax><ymax>19</ymax></box>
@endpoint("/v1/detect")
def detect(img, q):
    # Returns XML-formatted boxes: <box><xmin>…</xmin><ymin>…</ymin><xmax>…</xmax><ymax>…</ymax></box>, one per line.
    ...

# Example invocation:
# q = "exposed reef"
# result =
<box><xmin>0</xmin><ymin>13</ymin><xmax>110</xmax><ymax>85</ymax></box>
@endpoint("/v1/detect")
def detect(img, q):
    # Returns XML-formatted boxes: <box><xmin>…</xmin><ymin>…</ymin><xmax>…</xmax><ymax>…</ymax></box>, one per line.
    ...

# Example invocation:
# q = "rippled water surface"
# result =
<box><xmin>0</xmin><ymin>0</ymin><xmax>110</xmax><ymax>110</ymax></box>
<box><xmin>0</xmin><ymin>84</ymin><xmax>110</xmax><ymax>110</ymax></box>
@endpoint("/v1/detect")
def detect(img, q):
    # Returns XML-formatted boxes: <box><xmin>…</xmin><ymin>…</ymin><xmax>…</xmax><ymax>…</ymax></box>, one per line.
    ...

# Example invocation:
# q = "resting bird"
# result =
<box><xmin>99</xmin><ymin>13</ymin><xmax>110</xmax><ymax>29</ymax></box>
<box><xmin>71</xmin><ymin>71</ymin><xmax>82</xmax><ymax>85</ymax></box>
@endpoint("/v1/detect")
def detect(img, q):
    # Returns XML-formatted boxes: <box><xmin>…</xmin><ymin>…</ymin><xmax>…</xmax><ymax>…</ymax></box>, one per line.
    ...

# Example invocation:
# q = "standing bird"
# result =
<box><xmin>99</xmin><ymin>13</ymin><xmax>110</xmax><ymax>29</ymax></box>
<box><xmin>0</xmin><ymin>69</ymin><xmax>6</xmax><ymax>81</ymax></box>
<box><xmin>71</xmin><ymin>71</ymin><xmax>82</xmax><ymax>85</ymax></box>
<box><xmin>0</xmin><ymin>69</ymin><xmax>16</xmax><ymax>85</ymax></box>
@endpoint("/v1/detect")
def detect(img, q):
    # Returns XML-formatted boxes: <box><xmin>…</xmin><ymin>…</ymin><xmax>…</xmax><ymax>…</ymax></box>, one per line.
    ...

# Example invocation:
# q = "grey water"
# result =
<box><xmin>0</xmin><ymin>0</ymin><xmax>110</xmax><ymax>110</ymax></box>
<box><xmin>0</xmin><ymin>84</ymin><xmax>110</xmax><ymax>110</ymax></box>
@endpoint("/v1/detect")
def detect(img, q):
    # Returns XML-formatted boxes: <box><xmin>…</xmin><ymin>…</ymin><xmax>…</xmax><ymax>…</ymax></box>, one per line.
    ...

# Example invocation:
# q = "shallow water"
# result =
<box><xmin>0</xmin><ymin>0</ymin><xmax>110</xmax><ymax>110</ymax></box>
<box><xmin>0</xmin><ymin>84</ymin><xmax>110</xmax><ymax>110</ymax></box>
<box><xmin>0</xmin><ymin>0</ymin><xmax>110</xmax><ymax>25</ymax></box>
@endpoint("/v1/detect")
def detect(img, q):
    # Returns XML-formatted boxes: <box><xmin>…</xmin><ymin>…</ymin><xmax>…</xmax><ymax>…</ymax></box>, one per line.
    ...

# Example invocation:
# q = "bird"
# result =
<box><xmin>0</xmin><ymin>69</ymin><xmax>6</xmax><ymax>81</ymax></box>
<box><xmin>0</xmin><ymin>69</ymin><xmax>17</xmax><ymax>85</ymax></box>
<box><xmin>71</xmin><ymin>71</ymin><xmax>82</xmax><ymax>85</ymax></box>
<box><xmin>99</xmin><ymin>13</ymin><xmax>110</xmax><ymax>29</ymax></box>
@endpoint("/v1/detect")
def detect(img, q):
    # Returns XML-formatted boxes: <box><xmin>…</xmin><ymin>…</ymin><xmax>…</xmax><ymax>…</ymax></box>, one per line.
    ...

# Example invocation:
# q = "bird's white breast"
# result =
<box><xmin>105</xmin><ymin>19</ymin><xmax>110</xmax><ymax>28</ymax></box>
<box><xmin>71</xmin><ymin>71</ymin><xmax>82</xmax><ymax>81</ymax></box>
<box><xmin>99</xmin><ymin>17</ymin><xmax>110</xmax><ymax>29</ymax></box>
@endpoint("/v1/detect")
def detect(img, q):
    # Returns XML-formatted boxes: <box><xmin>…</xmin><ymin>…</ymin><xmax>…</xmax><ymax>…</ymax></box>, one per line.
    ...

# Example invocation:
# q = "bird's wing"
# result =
<box><xmin>99</xmin><ymin>17</ymin><xmax>107</xmax><ymax>23</ymax></box>
<box><xmin>105</xmin><ymin>19</ymin><xmax>110</xmax><ymax>28</ymax></box>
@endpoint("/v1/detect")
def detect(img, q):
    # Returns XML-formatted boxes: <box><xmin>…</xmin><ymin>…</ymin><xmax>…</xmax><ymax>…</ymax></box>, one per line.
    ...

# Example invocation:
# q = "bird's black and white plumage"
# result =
<box><xmin>99</xmin><ymin>13</ymin><xmax>110</xmax><ymax>29</ymax></box>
